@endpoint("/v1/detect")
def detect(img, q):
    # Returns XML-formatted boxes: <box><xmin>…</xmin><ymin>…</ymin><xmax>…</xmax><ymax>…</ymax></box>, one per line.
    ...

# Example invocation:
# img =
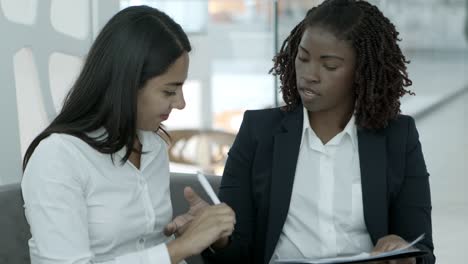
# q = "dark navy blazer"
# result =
<box><xmin>203</xmin><ymin>106</ymin><xmax>435</xmax><ymax>264</ymax></box>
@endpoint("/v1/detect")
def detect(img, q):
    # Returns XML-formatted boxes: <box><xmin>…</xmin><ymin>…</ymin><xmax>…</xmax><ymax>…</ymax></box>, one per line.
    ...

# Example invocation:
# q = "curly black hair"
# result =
<box><xmin>270</xmin><ymin>0</ymin><xmax>413</xmax><ymax>130</ymax></box>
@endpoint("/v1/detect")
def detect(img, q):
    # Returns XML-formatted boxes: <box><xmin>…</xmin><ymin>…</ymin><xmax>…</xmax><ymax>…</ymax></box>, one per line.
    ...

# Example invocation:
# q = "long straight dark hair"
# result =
<box><xmin>23</xmin><ymin>5</ymin><xmax>191</xmax><ymax>170</ymax></box>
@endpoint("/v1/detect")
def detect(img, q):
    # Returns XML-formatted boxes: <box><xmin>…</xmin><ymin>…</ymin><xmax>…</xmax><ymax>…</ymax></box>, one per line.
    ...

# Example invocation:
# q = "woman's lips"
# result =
<box><xmin>300</xmin><ymin>87</ymin><xmax>321</xmax><ymax>99</ymax></box>
<box><xmin>160</xmin><ymin>114</ymin><xmax>169</xmax><ymax>121</ymax></box>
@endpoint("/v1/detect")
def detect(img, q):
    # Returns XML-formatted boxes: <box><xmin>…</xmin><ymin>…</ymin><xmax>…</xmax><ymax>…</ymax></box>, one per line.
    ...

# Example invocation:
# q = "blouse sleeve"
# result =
<box><xmin>22</xmin><ymin>135</ymin><xmax>172</xmax><ymax>264</ymax></box>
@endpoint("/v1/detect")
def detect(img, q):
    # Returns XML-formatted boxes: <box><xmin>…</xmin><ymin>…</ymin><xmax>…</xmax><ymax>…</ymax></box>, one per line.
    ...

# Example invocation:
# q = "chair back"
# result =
<box><xmin>168</xmin><ymin>129</ymin><xmax>235</xmax><ymax>175</ymax></box>
<box><xmin>0</xmin><ymin>183</ymin><xmax>31</xmax><ymax>264</ymax></box>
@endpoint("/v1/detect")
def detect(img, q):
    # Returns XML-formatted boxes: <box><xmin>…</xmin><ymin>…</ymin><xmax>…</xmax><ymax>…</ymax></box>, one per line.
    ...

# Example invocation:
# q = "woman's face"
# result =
<box><xmin>136</xmin><ymin>52</ymin><xmax>189</xmax><ymax>131</ymax></box>
<box><xmin>295</xmin><ymin>26</ymin><xmax>357</xmax><ymax>115</ymax></box>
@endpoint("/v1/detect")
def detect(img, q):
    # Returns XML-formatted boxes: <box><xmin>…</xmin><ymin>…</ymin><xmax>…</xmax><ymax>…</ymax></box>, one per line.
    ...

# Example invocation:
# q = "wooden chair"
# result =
<box><xmin>167</xmin><ymin>129</ymin><xmax>236</xmax><ymax>175</ymax></box>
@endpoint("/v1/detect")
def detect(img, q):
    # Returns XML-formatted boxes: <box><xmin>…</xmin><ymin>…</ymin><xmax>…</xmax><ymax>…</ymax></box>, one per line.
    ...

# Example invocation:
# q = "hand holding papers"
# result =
<box><xmin>275</xmin><ymin>234</ymin><xmax>427</xmax><ymax>264</ymax></box>
<box><xmin>197</xmin><ymin>172</ymin><xmax>221</xmax><ymax>205</ymax></box>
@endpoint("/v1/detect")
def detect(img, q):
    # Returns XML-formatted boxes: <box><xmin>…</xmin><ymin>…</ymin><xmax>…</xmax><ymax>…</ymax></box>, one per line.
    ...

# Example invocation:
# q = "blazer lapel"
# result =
<box><xmin>264</xmin><ymin>107</ymin><xmax>303</xmax><ymax>262</ymax></box>
<box><xmin>358</xmin><ymin>129</ymin><xmax>388</xmax><ymax>244</ymax></box>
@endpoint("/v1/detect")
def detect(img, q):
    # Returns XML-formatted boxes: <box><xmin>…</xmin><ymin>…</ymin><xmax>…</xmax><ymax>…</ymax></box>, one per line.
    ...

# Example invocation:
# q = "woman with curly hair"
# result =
<box><xmin>199</xmin><ymin>0</ymin><xmax>435</xmax><ymax>263</ymax></box>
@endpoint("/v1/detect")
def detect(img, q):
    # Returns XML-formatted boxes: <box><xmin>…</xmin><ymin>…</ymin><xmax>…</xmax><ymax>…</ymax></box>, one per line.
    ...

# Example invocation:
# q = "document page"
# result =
<box><xmin>275</xmin><ymin>234</ymin><xmax>428</xmax><ymax>264</ymax></box>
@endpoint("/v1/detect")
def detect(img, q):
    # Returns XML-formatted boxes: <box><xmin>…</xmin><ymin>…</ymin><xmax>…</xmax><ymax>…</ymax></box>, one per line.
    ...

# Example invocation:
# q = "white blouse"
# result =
<box><xmin>22</xmin><ymin>129</ymin><xmax>181</xmax><ymax>264</ymax></box>
<box><xmin>270</xmin><ymin>109</ymin><xmax>373</xmax><ymax>263</ymax></box>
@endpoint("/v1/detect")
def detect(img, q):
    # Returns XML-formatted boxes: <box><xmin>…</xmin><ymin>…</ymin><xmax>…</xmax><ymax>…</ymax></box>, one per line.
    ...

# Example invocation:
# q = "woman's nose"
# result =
<box><xmin>172</xmin><ymin>91</ymin><xmax>186</xmax><ymax>110</ymax></box>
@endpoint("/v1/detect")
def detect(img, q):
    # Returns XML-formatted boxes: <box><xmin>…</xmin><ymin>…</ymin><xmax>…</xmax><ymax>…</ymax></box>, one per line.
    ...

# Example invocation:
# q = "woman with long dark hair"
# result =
<box><xmin>21</xmin><ymin>6</ymin><xmax>234</xmax><ymax>264</ymax></box>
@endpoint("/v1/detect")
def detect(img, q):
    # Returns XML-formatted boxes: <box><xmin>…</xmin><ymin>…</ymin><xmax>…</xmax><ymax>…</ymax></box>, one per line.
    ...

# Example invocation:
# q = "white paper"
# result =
<box><xmin>275</xmin><ymin>234</ymin><xmax>426</xmax><ymax>264</ymax></box>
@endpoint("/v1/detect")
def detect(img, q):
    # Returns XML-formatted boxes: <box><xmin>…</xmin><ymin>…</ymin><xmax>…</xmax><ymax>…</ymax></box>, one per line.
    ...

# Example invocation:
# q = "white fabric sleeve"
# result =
<box><xmin>22</xmin><ymin>135</ymin><xmax>174</xmax><ymax>264</ymax></box>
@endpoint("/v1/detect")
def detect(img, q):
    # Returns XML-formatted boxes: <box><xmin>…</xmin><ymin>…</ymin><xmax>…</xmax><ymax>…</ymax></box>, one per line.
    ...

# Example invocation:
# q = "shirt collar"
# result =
<box><xmin>302</xmin><ymin>107</ymin><xmax>358</xmax><ymax>150</ymax></box>
<box><xmin>341</xmin><ymin>115</ymin><xmax>358</xmax><ymax>150</ymax></box>
<box><xmin>87</xmin><ymin>128</ymin><xmax>162</xmax><ymax>159</ymax></box>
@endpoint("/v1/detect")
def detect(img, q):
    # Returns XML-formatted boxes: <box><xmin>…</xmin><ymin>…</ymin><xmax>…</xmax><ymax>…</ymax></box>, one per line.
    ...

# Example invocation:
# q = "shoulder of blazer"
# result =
<box><xmin>366</xmin><ymin>115</ymin><xmax>415</xmax><ymax>137</ymax></box>
<box><xmin>370</xmin><ymin>114</ymin><xmax>415</xmax><ymax>138</ymax></box>
<box><xmin>379</xmin><ymin>114</ymin><xmax>417</xmax><ymax>153</ymax></box>
<box><xmin>243</xmin><ymin>107</ymin><xmax>289</xmax><ymax>132</ymax></box>
<box><xmin>244</xmin><ymin>107</ymin><xmax>285</xmax><ymax>120</ymax></box>
<box><xmin>386</xmin><ymin>114</ymin><xmax>414</xmax><ymax>131</ymax></box>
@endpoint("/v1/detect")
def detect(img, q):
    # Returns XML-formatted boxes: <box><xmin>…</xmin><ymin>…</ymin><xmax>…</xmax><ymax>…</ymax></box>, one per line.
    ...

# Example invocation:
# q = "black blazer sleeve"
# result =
<box><xmin>202</xmin><ymin>111</ymin><xmax>256</xmax><ymax>263</ymax></box>
<box><xmin>388</xmin><ymin>116</ymin><xmax>435</xmax><ymax>264</ymax></box>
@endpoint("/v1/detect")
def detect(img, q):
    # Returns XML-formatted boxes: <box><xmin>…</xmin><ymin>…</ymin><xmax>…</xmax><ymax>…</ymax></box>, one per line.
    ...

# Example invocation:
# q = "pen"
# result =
<box><xmin>197</xmin><ymin>172</ymin><xmax>221</xmax><ymax>205</ymax></box>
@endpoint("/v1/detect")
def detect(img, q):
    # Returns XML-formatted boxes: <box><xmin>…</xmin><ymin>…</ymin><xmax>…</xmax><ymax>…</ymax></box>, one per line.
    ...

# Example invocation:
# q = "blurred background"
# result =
<box><xmin>0</xmin><ymin>0</ymin><xmax>467</xmax><ymax>262</ymax></box>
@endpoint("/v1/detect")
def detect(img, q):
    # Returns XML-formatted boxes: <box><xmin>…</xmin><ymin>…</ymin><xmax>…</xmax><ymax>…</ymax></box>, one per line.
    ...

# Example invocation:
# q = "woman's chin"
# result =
<box><xmin>136</xmin><ymin>122</ymin><xmax>161</xmax><ymax>131</ymax></box>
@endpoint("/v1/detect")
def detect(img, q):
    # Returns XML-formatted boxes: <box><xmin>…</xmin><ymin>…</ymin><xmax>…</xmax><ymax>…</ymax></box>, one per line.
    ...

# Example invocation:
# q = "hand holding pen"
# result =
<box><xmin>164</xmin><ymin>172</ymin><xmax>235</xmax><ymax>257</ymax></box>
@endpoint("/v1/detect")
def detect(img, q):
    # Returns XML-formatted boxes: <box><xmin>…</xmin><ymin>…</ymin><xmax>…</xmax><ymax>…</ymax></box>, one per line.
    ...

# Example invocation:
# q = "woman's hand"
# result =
<box><xmin>164</xmin><ymin>187</ymin><xmax>209</xmax><ymax>237</ymax></box>
<box><xmin>166</xmin><ymin>203</ymin><xmax>236</xmax><ymax>263</ymax></box>
<box><xmin>370</xmin><ymin>235</ymin><xmax>416</xmax><ymax>264</ymax></box>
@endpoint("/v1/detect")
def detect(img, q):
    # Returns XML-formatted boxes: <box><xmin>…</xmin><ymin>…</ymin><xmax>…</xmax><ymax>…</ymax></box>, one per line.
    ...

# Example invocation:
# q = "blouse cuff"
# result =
<box><xmin>147</xmin><ymin>243</ymin><xmax>172</xmax><ymax>264</ymax></box>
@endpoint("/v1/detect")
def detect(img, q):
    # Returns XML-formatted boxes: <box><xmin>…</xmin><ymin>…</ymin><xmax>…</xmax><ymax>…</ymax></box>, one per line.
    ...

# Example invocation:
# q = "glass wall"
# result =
<box><xmin>120</xmin><ymin>0</ymin><xmax>279</xmax><ymax>174</ymax></box>
<box><xmin>118</xmin><ymin>0</ymin><xmax>468</xmax><ymax>175</ymax></box>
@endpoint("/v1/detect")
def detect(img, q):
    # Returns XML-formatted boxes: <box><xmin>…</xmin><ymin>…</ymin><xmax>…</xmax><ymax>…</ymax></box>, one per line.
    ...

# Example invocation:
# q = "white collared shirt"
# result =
<box><xmin>22</xmin><ymin>129</ymin><xmax>183</xmax><ymax>264</ymax></box>
<box><xmin>270</xmin><ymin>108</ymin><xmax>373</xmax><ymax>263</ymax></box>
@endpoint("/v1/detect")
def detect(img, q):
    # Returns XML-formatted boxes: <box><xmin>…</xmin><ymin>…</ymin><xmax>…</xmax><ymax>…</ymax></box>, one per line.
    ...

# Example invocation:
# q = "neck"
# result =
<box><xmin>128</xmin><ymin>136</ymin><xmax>142</xmax><ymax>169</ymax></box>
<box><xmin>308</xmin><ymin>106</ymin><xmax>354</xmax><ymax>144</ymax></box>
<box><xmin>133</xmin><ymin>136</ymin><xmax>142</xmax><ymax>151</ymax></box>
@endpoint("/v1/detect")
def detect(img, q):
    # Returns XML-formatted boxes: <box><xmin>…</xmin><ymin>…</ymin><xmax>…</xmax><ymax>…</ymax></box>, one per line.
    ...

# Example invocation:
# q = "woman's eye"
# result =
<box><xmin>298</xmin><ymin>57</ymin><xmax>308</xmax><ymax>62</ymax></box>
<box><xmin>324</xmin><ymin>65</ymin><xmax>338</xmax><ymax>71</ymax></box>
<box><xmin>164</xmin><ymin>91</ymin><xmax>176</xmax><ymax>96</ymax></box>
